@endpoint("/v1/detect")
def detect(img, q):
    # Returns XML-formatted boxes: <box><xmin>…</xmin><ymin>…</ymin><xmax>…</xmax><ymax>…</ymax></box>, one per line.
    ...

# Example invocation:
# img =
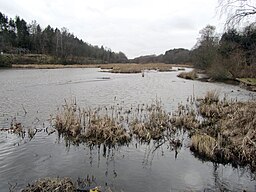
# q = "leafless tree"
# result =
<box><xmin>218</xmin><ymin>0</ymin><xmax>256</xmax><ymax>27</ymax></box>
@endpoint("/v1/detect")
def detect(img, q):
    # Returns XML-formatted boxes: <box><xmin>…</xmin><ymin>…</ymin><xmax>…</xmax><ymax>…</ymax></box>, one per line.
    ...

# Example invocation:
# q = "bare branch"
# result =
<box><xmin>218</xmin><ymin>0</ymin><xmax>256</xmax><ymax>28</ymax></box>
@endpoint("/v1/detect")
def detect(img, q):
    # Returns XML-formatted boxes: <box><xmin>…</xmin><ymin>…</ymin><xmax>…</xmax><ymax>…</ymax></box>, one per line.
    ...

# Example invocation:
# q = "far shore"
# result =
<box><xmin>11</xmin><ymin>63</ymin><xmax>192</xmax><ymax>73</ymax></box>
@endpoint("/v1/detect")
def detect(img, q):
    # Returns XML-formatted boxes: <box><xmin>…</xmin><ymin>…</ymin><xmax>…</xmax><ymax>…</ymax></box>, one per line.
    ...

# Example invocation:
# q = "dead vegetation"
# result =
<box><xmin>172</xmin><ymin>90</ymin><xmax>256</xmax><ymax>171</ymax></box>
<box><xmin>0</xmin><ymin>119</ymin><xmax>25</xmax><ymax>137</ymax></box>
<box><xmin>21</xmin><ymin>176</ymin><xmax>117</xmax><ymax>192</ymax></box>
<box><xmin>129</xmin><ymin>100</ymin><xmax>172</xmax><ymax>142</ymax></box>
<box><xmin>22</xmin><ymin>177</ymin><xmax>75</xmax><ymax>192</ymax></box>
<box><xmin>3</xmin><ymin>91</ymin><xmax>255</xmax><ymax>173</ymax></box>
<box><xmin>52</xmin><ymin>99</ymin><xmax>182</xmax><ymax>150</ymax></box>
<box><xmin>177</xmin><ymin>69</ymin><xmax>197</xmax><ymax>80</ymax></box>
<box><xmin>104</xmin><ymin>63</ymin><xmax>173</xmax><ymax>73</ymax></box>
<box><xmin>53</xmin><ymin>99</ymin><xmax>131</xmax><ymax>146</ymax></box>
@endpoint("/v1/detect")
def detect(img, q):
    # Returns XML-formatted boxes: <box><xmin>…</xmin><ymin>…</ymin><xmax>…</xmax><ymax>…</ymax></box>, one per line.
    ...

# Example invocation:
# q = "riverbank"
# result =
<box><xmin>237</xmin><ymin>78</ymin><xmax>256</xmax><ymax>92</ymax></box>
<box><xmin>177</xmin><ymin>70</ymin><xmax>256</xmax><ymax>92</ymax></box>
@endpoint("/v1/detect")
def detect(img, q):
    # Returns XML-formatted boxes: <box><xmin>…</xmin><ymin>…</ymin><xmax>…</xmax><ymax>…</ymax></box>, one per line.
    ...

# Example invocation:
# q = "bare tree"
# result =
<box><xmin>218</xmin><ymin>0</ymin><xmax>256</xmax><ymax>27</ymax></box>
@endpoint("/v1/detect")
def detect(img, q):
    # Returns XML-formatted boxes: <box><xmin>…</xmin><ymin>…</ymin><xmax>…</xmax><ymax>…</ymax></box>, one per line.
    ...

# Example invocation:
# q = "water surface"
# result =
<box><xmin>0</xmin><ymin>68</ymin><xmax>255</xmax><ymax>191</ymax></box>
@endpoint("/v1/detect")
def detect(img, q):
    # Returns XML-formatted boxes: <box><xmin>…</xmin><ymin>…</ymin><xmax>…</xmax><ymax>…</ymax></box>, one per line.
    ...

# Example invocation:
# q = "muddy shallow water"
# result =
<box><xmin>0</xmin><ymin>68</ymin><xmax>255</xmax><ymax>191</ymax></box>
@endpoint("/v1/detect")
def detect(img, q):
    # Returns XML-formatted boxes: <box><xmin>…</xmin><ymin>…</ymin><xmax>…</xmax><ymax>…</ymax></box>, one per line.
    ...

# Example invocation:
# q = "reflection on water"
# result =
<box><xmin>0</xmin><ymin>68</ymin><xmax>255</xmax><ymax>191</ymax></box>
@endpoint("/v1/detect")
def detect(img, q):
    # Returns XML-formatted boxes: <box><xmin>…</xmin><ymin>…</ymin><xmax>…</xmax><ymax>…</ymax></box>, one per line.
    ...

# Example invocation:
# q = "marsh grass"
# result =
<box><xmin>53</xmin><ymin>99</ymin><xmax>131</xmax><ymax>146</ymax></box>
<box><xmin>52</xmin><ymin>99</ymin><xmax>182</xmax><ymax>150</ymax></box>
<box><xmin>129</xmin><ymin>100</ymin><xmax>172</xmax><ymax>142</ymax></box>
<box><xmin>177</xmin><ymin>69</ymin><xmax>197</xmax><ymax>80</ymax></box>
<box><xmin>191</xmin><ymin>134</ymin><xmax>217</xmax><ymax>157</ymax></box>
<box><xmin>22</xmin><ymin>177</ymin><xmax>76</xmax><ymax>192</ymax></box>
<box><xmin>172</xmin><ymin>91</ymin><xmax>256</xmax><ymax>171</ymax></box>
<box><xmin>104</xmin><ymin>63</ymin><xmax>173</xmax><ymax>73</ymax></box>
<box><xmin>21</xmin><ymin>176</ymin><xmax>117</xmax><ymax>192</ymax></box>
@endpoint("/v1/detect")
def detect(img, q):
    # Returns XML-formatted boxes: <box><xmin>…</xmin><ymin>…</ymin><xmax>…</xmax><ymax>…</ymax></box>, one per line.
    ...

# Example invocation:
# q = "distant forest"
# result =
<box><xmin>131</xmin><ymin>48</ymin><xmax>191</xmax><ymax>64</ymax></box>
<box><xmin>0</xmin><ymin>12</ymin><xmax>128</xmax><ymax>65</ymax></box>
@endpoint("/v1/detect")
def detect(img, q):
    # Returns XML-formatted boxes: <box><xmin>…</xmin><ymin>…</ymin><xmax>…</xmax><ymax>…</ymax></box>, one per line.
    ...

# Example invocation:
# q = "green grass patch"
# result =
<box><xmin>237</xmin><ymin>78</ymin><xmax>256</xmax><ymax>86</ymax></box>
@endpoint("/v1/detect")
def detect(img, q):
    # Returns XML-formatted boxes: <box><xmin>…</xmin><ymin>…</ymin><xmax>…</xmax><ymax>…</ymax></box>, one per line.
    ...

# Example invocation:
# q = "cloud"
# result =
<box><xmin>0</xmin><ymin>0</ymin><xmax>220</xmax><ymax>58</ymax></box>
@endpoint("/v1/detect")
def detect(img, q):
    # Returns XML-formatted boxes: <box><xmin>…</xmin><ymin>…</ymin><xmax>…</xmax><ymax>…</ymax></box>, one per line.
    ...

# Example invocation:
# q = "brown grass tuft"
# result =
<box><xmin>172</xmin><ymin>91</ymin><xmax>256</xmax><ymax>171</ymax></box>
<box><xmin>22</xmin><ymin>177</ymin><xmax>75</xmax><ymax>192</ymax></box>
<box><xmin>53</xmin><ymin>99</ymin><xmax>131</xmax><ymax>146</ymax></box>
<box><xmin>177</xmin><ymin>70</ymin><xmax>197</xmax><ymax>80</ymax></box>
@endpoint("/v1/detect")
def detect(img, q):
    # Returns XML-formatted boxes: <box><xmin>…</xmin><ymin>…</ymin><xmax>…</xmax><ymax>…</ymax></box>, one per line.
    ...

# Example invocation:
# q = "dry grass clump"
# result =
<box><xmin>177</xmin><ymin>69</ymin><xmax>197</xmax><ymax>80</ymax></box>
<box><xmin>129</xmin><ymin>100</ymin><xmax>171</xmax><ymax>142</ymax></box>
<box><xmin>83</xmin><ymin>115</ymin><xmax>131</xmax><ymax>146</ymax></box>
<box><xmin>170</xmin><ymin>104</ymin><xmax>200</xmax><ymax>131</ymax></box>
<box><xmin>202</xmin><ymin>90</ymin><xmax>220</xmax><ymax>104</ymax></box>
<box><xmin>172</xmin><ymin>92</ymin><xmax>256</xmax><ymax>171</ymax></box>
<box><xmin>22</xmin><ymin>177</ymin><xmax>75</xmax><ymax>192</ymax></box>
<box><xmin>171</xmin><ymin>91</ymin><xmax>256</xmax><ymax>171</ymax></box>
<box><xmin>191</xmin><ymin>134</ymin><xmax>217</xmax><ymax>157</ymax></box>
<box><xmin>53</xmin><ymin>99</ymin><xmax>176</xmax><ymax>145</ymax></box>
<box><xmin>53</xmin><ymin>100</ymin><xmax>131</xmax><ymax>146</ymax></box>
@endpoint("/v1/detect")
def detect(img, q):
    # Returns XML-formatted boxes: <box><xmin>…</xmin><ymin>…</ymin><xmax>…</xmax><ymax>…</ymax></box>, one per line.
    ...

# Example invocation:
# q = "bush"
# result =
<box><xmin>0</xmin><ymin>54</ymin><xmax>12</xmax><ymax>67</ymax></box>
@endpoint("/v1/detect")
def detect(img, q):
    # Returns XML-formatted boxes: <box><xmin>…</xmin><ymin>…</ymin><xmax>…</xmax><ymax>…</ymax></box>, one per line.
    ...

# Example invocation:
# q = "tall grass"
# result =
<box><xmin>172</xmin><ymin>92</ymin><xmax>256</xmax><ymax>171</ymax></box>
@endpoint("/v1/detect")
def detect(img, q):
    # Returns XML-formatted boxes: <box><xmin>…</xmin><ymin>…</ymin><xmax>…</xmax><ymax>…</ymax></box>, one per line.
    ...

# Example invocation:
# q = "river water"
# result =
<box><xmin>0</xmin><ymin>68</ymin><xmax>255</xmax><ymax>191</ymax></box>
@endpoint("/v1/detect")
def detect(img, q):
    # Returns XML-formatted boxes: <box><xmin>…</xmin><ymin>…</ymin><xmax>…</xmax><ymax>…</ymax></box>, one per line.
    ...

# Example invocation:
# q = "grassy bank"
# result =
<box><xmin>12</xmin><ymin>64</ymin><xmax>102</xmax><ymax>69</ymax></box>
<box><xmin>237</xmin><ymin>78</ymin><xmax>256</xmax><ymax>92</ymax></box>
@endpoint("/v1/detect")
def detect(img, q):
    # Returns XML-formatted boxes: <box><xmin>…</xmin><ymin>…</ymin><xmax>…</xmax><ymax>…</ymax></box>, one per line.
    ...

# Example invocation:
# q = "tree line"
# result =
<box><xmin>131</xmin><ymin>48</ymin><xmax>191</xmax><ymax>64</ymax></box>
<box><xmin>191</xmin><ymin>24</ymin><xmax>256</xmax><ymax>79</ymax></box>
<box><xmin>191</xmin><ymin>0</ymin><xmax>256</xmax><ymax>79</ymax></box>
<box><xmin>0</xmin><ymin>12</ymin><xmax>128</xmax><ymax>66</ymax></box>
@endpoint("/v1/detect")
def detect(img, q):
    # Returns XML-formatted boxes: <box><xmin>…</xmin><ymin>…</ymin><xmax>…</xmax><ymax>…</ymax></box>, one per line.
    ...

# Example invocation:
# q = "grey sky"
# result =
<box><xmin>0</xmin><ymin>0</ymin><xmax>223</xmax><ymax>58</ymax></box>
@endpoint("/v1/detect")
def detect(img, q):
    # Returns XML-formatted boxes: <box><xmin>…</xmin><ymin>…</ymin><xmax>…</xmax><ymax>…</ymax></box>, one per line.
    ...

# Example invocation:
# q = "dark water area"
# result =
<box><xmin>0</xmin><ymin>68</ymin><xmax>255</xmax><ymax>191</ymax></box>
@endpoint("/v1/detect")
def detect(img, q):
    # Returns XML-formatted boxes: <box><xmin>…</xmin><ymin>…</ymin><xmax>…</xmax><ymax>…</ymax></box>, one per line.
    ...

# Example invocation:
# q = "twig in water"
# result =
<box><xmin>21</xmin><ymin>104</ymin><xmax>27</xmax><ymax>115</ymax></box>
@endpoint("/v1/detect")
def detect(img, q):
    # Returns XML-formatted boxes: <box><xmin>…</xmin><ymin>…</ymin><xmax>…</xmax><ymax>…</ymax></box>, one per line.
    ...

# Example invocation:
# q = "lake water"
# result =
<box><xmin>0</xmin><ymin>68</ymin><xmax>255</xmax><ymax>191</ymax></box>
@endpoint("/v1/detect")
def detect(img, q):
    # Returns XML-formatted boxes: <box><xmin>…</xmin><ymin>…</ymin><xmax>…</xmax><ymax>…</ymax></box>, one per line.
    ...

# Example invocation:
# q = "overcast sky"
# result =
<box><xmin>0</xmin><ymin>0</ymin><xmax>224</xmax><ymax>58</ymax></box>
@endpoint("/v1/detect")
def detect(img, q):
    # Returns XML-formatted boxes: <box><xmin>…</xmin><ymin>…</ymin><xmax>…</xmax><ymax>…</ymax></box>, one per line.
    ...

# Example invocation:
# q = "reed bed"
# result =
<box><xmin>53</xmin><ymin>99</ymin><xmax>131</xmax><ymax>146</ymax></box>
<box><xmin>52</xmin><ymin>99</ymin><xmax>179</xmax><ymax>146</ymax></box>
<box><xmin>129</xmin><ymin>100</ymin><xmax>172</xmax><ymax>142</ymax></box>
<box><xmin>172</xmin><ymin>91</ymin><xmax>256</xmax><ymax>171</ymax></box>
